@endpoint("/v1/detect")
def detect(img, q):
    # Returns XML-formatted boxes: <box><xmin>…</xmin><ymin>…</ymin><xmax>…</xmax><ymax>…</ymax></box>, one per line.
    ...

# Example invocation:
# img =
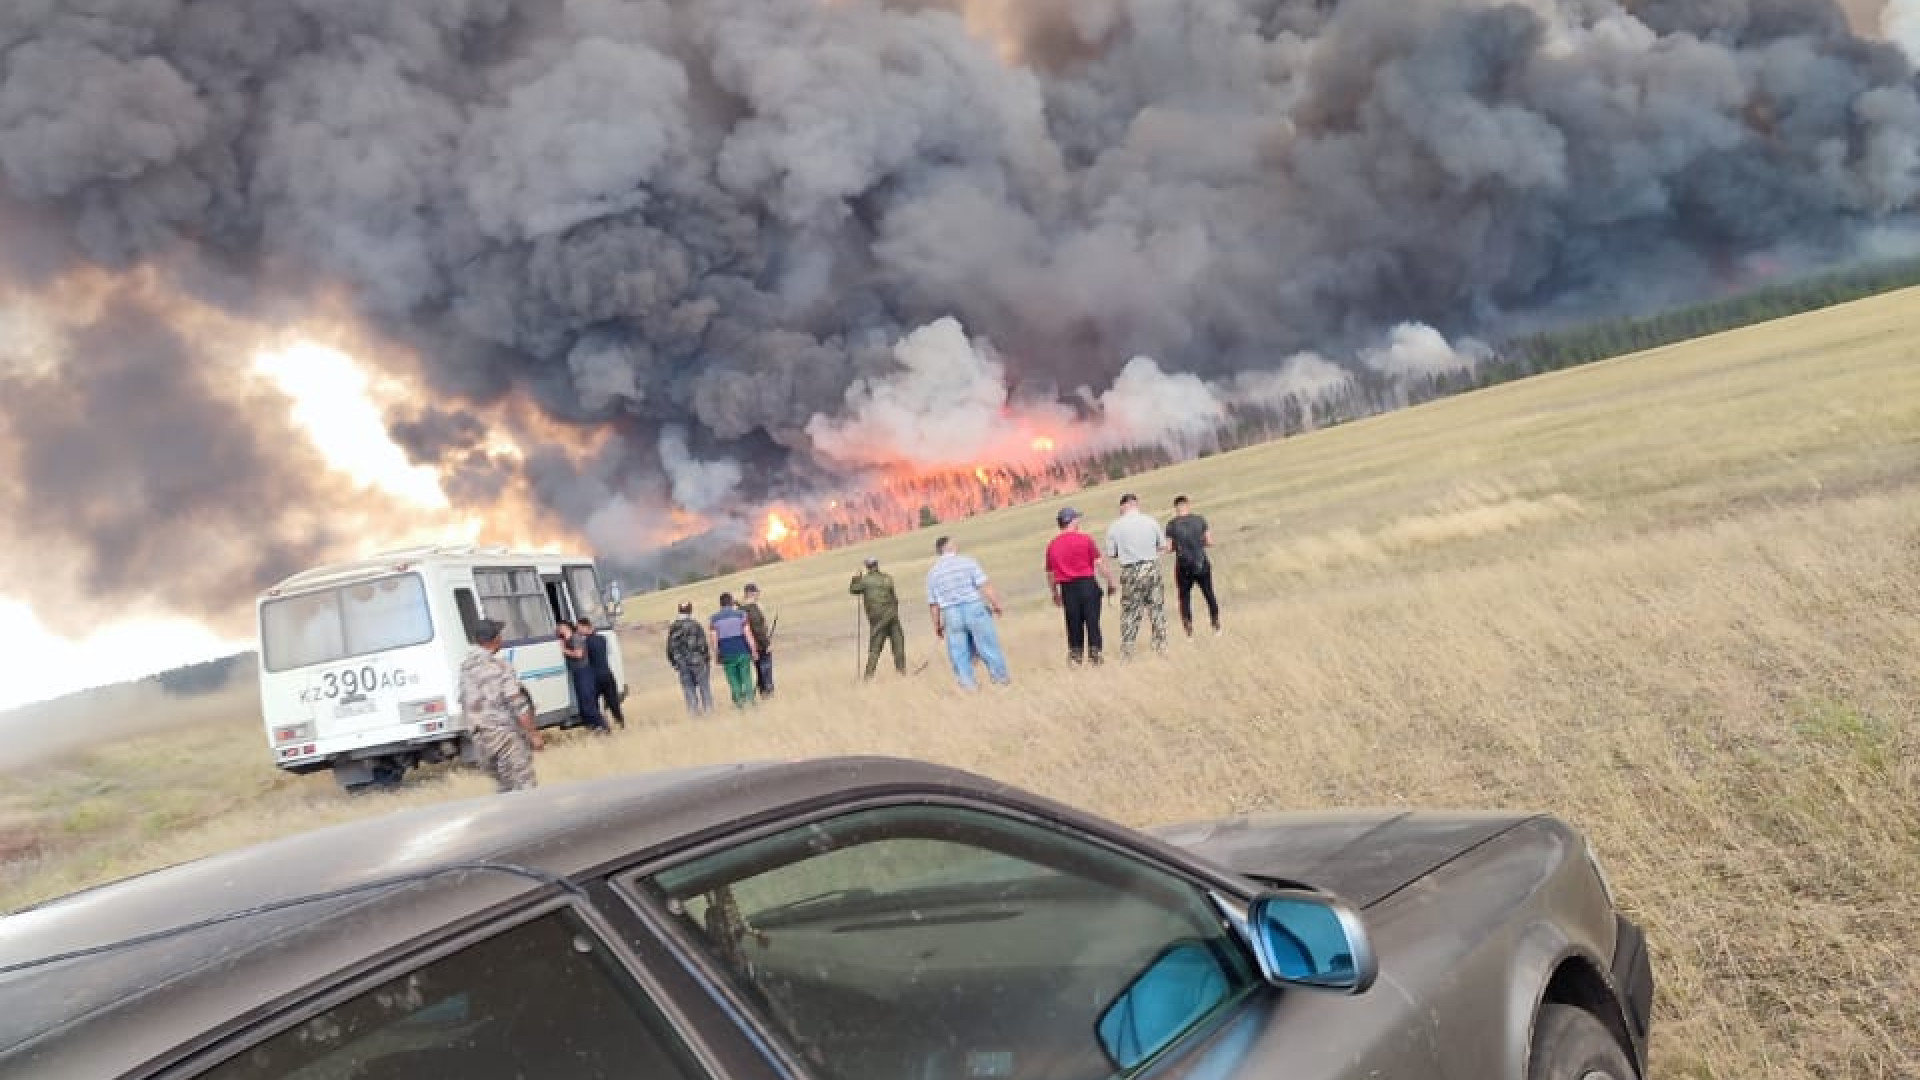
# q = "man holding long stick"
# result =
<box><xmin>849</xmin><ymin>557</ymin><xmax>907</xmax><ymax>678</ymax></box>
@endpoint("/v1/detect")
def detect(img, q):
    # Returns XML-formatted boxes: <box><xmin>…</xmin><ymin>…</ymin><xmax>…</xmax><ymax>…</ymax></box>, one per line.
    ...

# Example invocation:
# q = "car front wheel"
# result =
<box><xmin>1528</xmin><ymin>1003</ymin><xmax>1638</xmax><ymax>1080</ymax></box>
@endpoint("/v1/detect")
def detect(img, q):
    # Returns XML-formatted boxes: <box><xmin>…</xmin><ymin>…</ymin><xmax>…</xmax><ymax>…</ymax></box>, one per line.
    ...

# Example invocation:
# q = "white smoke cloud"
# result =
<box><xmin>806</xmin><ymin>316</ymin><xmax>1032</xmax><ymax>467</ymax></box>
<box><xmin>657</xmin><ymin>425</ymin><xmax>743</xmax><ymax>513</ymax></box>
<box><xmin>1359</xmin><ymin>323</ymin><xmax>1490</xmax><ymax>381</ymax></box>
<box><xmin>1222</xmin><ymin>351</ymin><xmax>1355</xmax><ymax>411</ymax></box>
<box><xmin>1092</xmin><ymin>356</ymin><xmax>1226</xmax><ymax>448</ymax></box>
<box><xmin>811</xmin><ymin>316</ymin><xmax>1470</xmax><ymax>469</ymax></box>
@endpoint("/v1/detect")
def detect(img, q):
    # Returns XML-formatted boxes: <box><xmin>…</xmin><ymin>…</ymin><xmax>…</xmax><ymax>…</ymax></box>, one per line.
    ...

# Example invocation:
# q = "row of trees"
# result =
<box><xmin>1483</xmin><ymin>255</ymin><xmax>1920</xmax><ymax>385</ymax></box>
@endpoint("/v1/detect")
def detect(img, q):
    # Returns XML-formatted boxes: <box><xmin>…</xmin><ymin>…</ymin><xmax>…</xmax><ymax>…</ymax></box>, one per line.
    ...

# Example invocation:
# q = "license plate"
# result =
<box><xmin>333</xmin><ymin>699</ymin><xmax>376</xmax><ymax>719</ymax></box>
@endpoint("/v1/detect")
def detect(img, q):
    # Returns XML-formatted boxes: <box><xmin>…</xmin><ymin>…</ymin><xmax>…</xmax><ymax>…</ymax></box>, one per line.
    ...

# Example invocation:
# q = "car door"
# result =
<box><xmin>614</xmin><ymin>798</ymin><xmax>1440</xmax><ymax>1080</ymax></box>
<box><xmin>164</xmin><ymin>901</ymin><xmax>728</xmax><ymax>1080</ymax></box>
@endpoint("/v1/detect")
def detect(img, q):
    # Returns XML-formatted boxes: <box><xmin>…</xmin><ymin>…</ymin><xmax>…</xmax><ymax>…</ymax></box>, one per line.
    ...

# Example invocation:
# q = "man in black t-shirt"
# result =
<box><xmin>1165</xmin><ymin>495</ymin><xmax>1220</xmax><ymax>636</ymax></box>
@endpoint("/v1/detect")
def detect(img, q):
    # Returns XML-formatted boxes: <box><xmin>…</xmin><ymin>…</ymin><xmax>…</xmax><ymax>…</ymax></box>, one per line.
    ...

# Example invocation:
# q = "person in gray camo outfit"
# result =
<box><xmin>1103</xmin><ymin>492</ymin><xmax>1170</xmax><ymax>658</ymax></box>
<box><xmin>458</xmin><ymin>618</ymin><xmax>543</xmax><ymax>792</ymax></box>
<box><xmin>664</xmin><ymin>602</ymin><xmax>714</xmax><ymax>716</ymax></box>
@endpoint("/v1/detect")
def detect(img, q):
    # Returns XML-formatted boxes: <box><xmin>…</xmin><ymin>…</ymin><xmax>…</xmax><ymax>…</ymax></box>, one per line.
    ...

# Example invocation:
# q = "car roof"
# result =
<box><xmin>0</xmin><ymin>756</ymin><xmax>1004</xmax><ymax>1078</ymax></box>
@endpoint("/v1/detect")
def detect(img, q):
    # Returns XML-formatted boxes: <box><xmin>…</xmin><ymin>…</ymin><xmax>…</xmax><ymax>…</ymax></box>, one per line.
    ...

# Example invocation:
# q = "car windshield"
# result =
<box><xmin>260</xmin><ymin>574</ymin><xmax>433</xmax><ymax>672</ymax></box>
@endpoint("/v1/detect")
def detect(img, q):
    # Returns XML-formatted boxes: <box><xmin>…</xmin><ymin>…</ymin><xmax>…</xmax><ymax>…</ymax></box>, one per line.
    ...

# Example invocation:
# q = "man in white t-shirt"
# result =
<box><xmin>1104</xmin><ymin>493</ymin><xmax>1169</xmax><ymax>657</ymax></box>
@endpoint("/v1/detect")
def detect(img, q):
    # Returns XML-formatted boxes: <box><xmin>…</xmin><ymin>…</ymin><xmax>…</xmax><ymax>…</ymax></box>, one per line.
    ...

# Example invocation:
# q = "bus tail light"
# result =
<box><xmin>273</xmin><ymin>722</ymin><xmax>315</xmax><ymax>746</ymax></box>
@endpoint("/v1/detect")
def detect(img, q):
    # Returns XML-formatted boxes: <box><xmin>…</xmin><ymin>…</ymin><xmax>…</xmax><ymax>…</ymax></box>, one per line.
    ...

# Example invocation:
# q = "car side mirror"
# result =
<box><xmin>1245</xmin><ymin>889</ymin><xmax>1376</xmax><ymax>994</ymax></box>
<box><xmin>1095</xmin><ymin>940</ymin><xmax>1234</xmax><ymax>1071</ymax></box>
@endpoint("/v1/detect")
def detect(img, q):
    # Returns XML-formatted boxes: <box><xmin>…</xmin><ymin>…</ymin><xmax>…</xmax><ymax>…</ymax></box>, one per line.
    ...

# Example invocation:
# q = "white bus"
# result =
<box><xmin>255</xmin><ymin>545</ymin><xmax>628</xmax><ymax>792</ymax></box>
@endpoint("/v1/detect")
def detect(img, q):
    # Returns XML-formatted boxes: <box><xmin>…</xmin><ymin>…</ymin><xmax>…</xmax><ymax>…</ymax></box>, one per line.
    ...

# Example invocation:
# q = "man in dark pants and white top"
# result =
<box><xmin>1165</xmin><ymin>494</ymin><xmax>1221</xmax><ymax>636</ymax></box>
<box><xmin>1104</xmin><ymin>492</ymin><xmax>1169</xmax><ymax>658</ymax></box>
<box><xmin>1045</xmin><ymin>506</ymin><xmax>1118</xmax><ymax>666</ymax></box>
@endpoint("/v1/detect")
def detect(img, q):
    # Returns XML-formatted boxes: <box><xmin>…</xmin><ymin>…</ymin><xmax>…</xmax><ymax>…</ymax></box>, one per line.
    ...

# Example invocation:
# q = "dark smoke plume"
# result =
<box><xmin>2</xmin><ymin>0</ymin><xmax>1919</xmax><ymax>623</ymax></box>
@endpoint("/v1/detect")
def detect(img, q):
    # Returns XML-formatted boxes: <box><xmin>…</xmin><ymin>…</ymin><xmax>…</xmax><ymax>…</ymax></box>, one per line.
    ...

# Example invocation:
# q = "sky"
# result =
<box><xmin>0</xmin><ymin>343</ymin><xmax>457</xmax><ymax>714</ymax></box>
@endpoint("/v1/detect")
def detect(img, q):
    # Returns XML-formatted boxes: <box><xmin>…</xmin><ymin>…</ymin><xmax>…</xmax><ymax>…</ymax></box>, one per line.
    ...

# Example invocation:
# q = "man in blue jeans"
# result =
<box><xmin>924</xmin><ymin>536</ymin><xmax>1011</xmax><ymax>690</ymax></box>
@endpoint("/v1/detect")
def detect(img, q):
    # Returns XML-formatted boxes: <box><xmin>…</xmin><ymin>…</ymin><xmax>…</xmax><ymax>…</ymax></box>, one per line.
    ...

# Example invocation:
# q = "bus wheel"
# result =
<box><xmin>369</xmin><ymin>758</ymin><xmax>408</xmax><ymax>789</ymax></box>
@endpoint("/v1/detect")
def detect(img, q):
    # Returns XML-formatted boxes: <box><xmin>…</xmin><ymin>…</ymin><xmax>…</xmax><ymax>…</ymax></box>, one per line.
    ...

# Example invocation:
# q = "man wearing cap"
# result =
<box><xmin>740</xmin><ymin>583</ymin><xmax>775</xmax><ymax>699</ymax></box>
<box><xmin>925</xmin><ymin>536</ymin><xmax>1011</xmax><ymax>689</ymax></box>
<box><xmin>1104</xmin><ymin>493</ymin><xmax>1170</xmax><ymax>658</ymax></box>
<box><xmin>1045</xmin><ymin>506</ymin><xmax>1118</xmax><ymax>666</ymax></box>
<box><xmin>458</xmin><ymin>618</ymin><xmax>542</xmax><ymax>792</ymax></box>
<box><xmin>665</xmin><ymin>601</ymin><xmax>714</xmax><ymax>716</ymax></box>
<box><xmin>850</xmin><ymin>557</ymin><xmax>908</xmax><ymax>678</ymax></box>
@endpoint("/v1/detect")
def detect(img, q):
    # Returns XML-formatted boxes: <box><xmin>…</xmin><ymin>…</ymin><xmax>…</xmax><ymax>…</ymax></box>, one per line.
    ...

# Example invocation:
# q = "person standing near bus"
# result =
<box><xmin>709</xmin><ymin>592</ymin><xmax>760</xmax><ymax>709</ymax></box>
<box><xmin>558</xmin><ymin>621</ymin><xmax>608</xmax><ymax>734</ymax></box>
<box><xmin>574</xmin><ymin>617</ymin><xmax>626</xmax><ymax>729</ymax></box>
<box><xmin>459</xmin><ymin>618</ymin><xmax>542</xmax><ymax>792</ymax></box>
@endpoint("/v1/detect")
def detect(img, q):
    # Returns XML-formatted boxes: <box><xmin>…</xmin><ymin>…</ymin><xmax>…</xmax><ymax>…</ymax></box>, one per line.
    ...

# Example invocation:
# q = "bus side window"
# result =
<box><xmin>454</xmin><ymin>588</ymin><xmax>483</xmax><ymax>643</ymax></box>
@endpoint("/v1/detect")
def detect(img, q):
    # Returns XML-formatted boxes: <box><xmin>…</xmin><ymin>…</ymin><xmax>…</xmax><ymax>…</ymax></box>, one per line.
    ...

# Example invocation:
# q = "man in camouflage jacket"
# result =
<box><xmin>458</xmin><ymin>618</ymin><xmax>542</xmax><ymax>792</ymax></box>
<box><xmin>664</xmin><ymin>602</ymin><xmax>714</xmax><ymax>715</ymax></box>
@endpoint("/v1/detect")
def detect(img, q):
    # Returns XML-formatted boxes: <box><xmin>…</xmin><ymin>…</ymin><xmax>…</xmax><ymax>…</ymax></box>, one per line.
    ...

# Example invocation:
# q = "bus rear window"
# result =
<box><xmin>261</xmin><ymin>574</ymin><xmax>433</xmax><ymax>673</ymax></box>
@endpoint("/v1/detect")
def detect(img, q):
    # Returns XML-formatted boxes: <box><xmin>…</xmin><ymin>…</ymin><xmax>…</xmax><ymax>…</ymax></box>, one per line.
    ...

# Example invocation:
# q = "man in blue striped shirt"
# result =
<box><xmin>924</xmin><ymin>536</ymin><xmax>1011</xmax><ymax>690</ymax></box>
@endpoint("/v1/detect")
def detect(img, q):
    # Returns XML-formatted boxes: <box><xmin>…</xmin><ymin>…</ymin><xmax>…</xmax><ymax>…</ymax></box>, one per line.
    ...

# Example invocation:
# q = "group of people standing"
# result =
<box><xmin>1045</xmin><ymin>492</ymin><xmax>1220</xmax><ymax>666</ymax></box>
<box><xmin>918</xmin><ymin>492</ymin><xmax>1223</xmax><ymax>688</ymax></box>
<box><xmin>664</xmin><ymin>584</ymin><xmax>775</xmax><ymax>715</ymax></box>
<box><xmin>452</xmin><ymin>492</ymin><xmax>1222</xmax><ymax>793</ymax></box>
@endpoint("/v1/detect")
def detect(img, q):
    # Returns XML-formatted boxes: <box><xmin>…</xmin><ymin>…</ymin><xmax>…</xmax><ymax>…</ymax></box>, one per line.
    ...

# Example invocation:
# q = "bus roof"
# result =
<box><xmin>260</xmin><ymin>545</ymin><xmax>596</xmax><ymax>597</ymax></box>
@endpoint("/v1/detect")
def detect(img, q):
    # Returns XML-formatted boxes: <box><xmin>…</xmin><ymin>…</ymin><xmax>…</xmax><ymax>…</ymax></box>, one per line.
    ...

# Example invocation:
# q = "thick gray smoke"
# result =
<box><xmin>2</xmin><ymin>0</ymin><xmax>1919</xmax><ymax>621</ymax></box>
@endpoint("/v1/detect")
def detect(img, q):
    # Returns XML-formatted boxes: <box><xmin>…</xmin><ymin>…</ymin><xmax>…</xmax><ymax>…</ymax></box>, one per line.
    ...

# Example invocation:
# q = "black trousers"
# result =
<box><xmin>1060</xmin><ymin>578</ymin><xmax>1105</xmax><ymax>660</ymax></box>
<box><xmin>1175</xmin><ymin>562</ymin><xmax>1220</xmax><ymax>627</ymax></box>
<box><xmin>594</xmin><ymin>670</ymin><xmax>625</xmax><ymax>726</ymax></box>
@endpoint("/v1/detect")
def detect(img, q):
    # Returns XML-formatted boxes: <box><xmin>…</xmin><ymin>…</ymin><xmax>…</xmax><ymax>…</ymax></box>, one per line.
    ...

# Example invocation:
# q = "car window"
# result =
<box><xmin>198</xmin><ymin>908</ymin><xmax>706</xmax><ymax>1080</ymax></box>
<box><xmin>641</xmin><ymin>805</ymin><xmax>1255</xmax><ymax>1080</ymax></box>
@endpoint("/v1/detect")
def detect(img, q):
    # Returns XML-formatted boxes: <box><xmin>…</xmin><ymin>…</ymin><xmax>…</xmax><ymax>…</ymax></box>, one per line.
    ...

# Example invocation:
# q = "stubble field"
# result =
<box><xmin>6</xmin><ymin>289</ymin><xmax>1920</xmax><ymax>1078</ymax></box>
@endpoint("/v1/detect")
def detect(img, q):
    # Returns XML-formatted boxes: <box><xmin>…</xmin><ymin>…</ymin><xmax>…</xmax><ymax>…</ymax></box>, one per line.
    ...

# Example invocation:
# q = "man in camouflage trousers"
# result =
<box><xmin>1104</xmin><ymin>492</ymin><xmax>1170</xmax><ymax>658</ymax></box>
<box><xmin>665</xmin><ymin>602</ymin><xmax>714</xmax><ymax>715</ymax></box>
<box><xmin>459</xmin><ymin>618</ymin><xmax>543</xmax><ymax>793</ymax></box>
<box><xmin>849</xmin><ymin>558</ymin><xmax>907</xmax><ymax>677</ymax></box>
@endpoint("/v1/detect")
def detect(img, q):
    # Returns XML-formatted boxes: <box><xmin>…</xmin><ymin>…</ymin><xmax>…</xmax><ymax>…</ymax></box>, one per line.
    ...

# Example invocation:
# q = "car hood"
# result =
<box><xmin>1149</xmin><ymin>809</ymin><xmax>1533</xmax><ymax>909</ymax></box>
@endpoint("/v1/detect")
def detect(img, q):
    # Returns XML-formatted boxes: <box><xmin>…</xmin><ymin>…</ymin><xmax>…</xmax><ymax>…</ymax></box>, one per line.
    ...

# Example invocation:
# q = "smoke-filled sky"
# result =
<box><xmin>4</xmin><ymin>0</ymin><xmax>1920</xmax><ymax>707</ymax></box>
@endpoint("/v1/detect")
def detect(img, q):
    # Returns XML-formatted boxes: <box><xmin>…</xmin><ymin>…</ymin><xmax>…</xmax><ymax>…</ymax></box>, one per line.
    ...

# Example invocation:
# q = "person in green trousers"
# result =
<box><xmin>708</xmin><ymin>592</ymin><xmax>760</xmax><ymax>709</ymax></box>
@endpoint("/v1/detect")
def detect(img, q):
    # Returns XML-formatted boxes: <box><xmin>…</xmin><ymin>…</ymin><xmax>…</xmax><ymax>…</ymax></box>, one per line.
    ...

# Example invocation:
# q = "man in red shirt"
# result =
<box><xmin>1045</xmin><ymin>506</ymin><xmax>1119</xmax><ymax>666</ymax></box>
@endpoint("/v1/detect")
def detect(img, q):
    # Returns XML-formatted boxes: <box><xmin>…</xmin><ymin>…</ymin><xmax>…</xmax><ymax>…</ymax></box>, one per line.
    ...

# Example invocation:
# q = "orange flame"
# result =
<box><xmin>1031</xmin><ymin>435</ymin><xmax>1056</xmax><ymax>453</ymax></box>
<box><xmin>974</xmin><ymin>466</ymin><xmax>990</xmax><ymax>484</ymax></box>
<box><xmin>764</xmin><ymin>512</ymin><xmax>792</xmax><ymax>545</ymax></box>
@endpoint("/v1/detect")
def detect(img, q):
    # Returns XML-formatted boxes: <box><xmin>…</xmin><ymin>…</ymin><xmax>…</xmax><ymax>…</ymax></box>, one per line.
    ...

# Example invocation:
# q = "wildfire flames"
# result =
<box><xmin>764</xmin><ymin>512</ymin><xmax>792</xmax><ymax>546</ymax></box>
<box><xmin>750</xmin><ymin>436</ymin><xmax>1139</xmax><ymax>563</ymax></box>
<box><xmin>1031</xmin><ymin>436</ymin><xmax>1055</xmax><ymax>453</ymax></box>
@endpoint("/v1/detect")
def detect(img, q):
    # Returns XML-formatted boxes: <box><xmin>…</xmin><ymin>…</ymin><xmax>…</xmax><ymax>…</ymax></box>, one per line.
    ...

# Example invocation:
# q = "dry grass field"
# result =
<box><xmin>6</xmin><ymin>288</ymin><xmax>1920</xmax><ymax>1078</ymax></box>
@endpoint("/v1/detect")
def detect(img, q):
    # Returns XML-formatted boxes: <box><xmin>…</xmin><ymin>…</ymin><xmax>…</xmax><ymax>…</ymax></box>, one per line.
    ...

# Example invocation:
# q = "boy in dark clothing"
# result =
<box><xmin>574</xmin><ymin>617</ymin><xmax>625</xmax><ymax>729</ymax></box>
<box><xmin>1165</xmin><ymin>495</ymin><xmax>1221</xmax><ymax>636</ymax></box>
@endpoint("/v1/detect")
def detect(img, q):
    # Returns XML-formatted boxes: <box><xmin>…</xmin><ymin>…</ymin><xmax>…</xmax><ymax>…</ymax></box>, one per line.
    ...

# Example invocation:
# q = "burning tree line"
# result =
<box><xmin>618</xmin><ymin>248</ymin><xmax>1920</xmax><ymax>593</ymax></box>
